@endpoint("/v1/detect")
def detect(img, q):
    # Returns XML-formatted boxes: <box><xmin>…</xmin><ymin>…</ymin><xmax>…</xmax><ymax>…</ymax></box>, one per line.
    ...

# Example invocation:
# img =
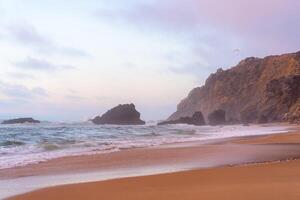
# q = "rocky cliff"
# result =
<box><xmin>168</xmin><ymin>51</ymin><xmax>300</xmax><ymax>123</ymax></box>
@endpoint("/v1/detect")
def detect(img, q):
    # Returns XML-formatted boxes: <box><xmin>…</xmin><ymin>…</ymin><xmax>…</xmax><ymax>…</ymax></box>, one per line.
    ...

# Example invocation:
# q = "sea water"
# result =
<box><xmin>0</xmin><ymin>122</ymin><xmax>291</xmax><ymax>170</ymax></box>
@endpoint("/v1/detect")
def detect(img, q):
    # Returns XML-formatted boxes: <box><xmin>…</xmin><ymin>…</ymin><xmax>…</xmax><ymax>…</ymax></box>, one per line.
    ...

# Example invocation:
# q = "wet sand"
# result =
<box><xmin>10</xmin><ymin>159</ymin><xmax>300</xmax><ymax>200</ymax></box>
<box><xmin>7</xmin><ymin>125</ymin><xmax>300</xmax><ymax>200</ymax></box>
<box><xmin>235</xmin><ymin>131</ymin><xmax>300</xmax><ymax>144</ymax></box>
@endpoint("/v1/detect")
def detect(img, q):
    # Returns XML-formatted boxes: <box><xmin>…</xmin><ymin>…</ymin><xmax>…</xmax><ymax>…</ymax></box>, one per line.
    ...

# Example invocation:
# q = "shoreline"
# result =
<box><xmin>0</xmin><ymin>123</ymin><xmax>292</xmax><ymax>171</ymax></box>
<box><xmin>2</xmin><ymin>124</ymin><xmax>300</xmax><ymax>199</ymax></box>
<box><xmin>1</xmin><ymin>132</ymin><xmax>299</xmax><ymax>180</ymax></box>
<box><xmin>0</xmin><ymin>123</ymin><xmax>296</xmax><ymax>179</ymax></box>
<box><xmin>11</xmin><ymin>159</ymin><xmax>300</xmax><ymax>200</ymax></box>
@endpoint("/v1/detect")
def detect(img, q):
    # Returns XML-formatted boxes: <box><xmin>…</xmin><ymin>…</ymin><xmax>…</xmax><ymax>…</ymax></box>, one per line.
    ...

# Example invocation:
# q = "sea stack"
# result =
<box><xmin>158</xmin><ymin>111</ymin><xmax>206</xmax><ymax>126</ymax></box>
<box><xmin>92</xmin><ymin>104</ymin><xmax>146</xmax><ymax>125</ymax></box>
<box><xmin>1</xmin><ymin>118</ymin><xmax>40</xmax><ymax>124</ymax></box>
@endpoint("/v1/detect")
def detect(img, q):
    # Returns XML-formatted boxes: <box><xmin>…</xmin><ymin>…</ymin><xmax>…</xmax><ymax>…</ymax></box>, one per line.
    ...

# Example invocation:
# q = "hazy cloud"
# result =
<box><xmin>96</xmin><ymin>1</ymin><xmax>199</xmax><ymax>31</ymax></box>
<box><xmin>13</xmin><ymin>56</ymin><xmax>76</xmax><ymax>71</ymax></box>
<box><xmin>7</xmin><ymin>72</ymin><xmax>36</xmax><ymax>80</ymax></box>
<box><xmin>168</xmin><ymin>62</ymin><xmax>206</xmax><ymax>76</ymax></box>
<box><xmin>65</xmin><ymin>95</ymin><xmax>86</xmax><ymax>101</ymax></box>
<box><xmin>8</xmin><ymin>23</ymin><xmax>50</xmax><ymax>46</ymax></box>
<box><xmin>6</xmin><ymin>23</ymin><xmax>89</xmax><ymax>57</ymax></box>
<box><xmin>0</xmin><ymin>81</ymin><xmax>47</xmax><ymax>99</ymax></box>
<box><xmin>96</xmin><ymin>0</ymin><xmax>300</xmax><ymax>54</ymax></box>
<box><xmin>97</xmin><ymin>0</ymin><xmax>300</xmax><ymax>32</ymax></box>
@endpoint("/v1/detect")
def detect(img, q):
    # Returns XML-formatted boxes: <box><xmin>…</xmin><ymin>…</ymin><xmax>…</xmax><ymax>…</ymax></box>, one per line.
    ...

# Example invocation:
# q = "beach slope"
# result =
<box><xmin>10</xmin><ymin>160</ymin><xmax>300</xmax><ymax>200</ymax></box>
<box><xmin>9</xmin><ymin>129</ymin><xmax>300</xmax><ymax>200</ymax></box>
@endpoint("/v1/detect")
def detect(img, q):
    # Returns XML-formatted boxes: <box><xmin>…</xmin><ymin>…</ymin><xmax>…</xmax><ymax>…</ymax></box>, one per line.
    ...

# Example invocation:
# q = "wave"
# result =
<box><xmin>140</xmin><ymin>132</ymin><xmax>161</xmax><ymax>137</ymax></box>
<box><xmin>41</xmin><ymin>144</ymin><xmax>62</xmax><ymax>151</ymax></box>
<box><xmin>0</xmin><ymin>140</ymin><xmax>25</xmax><ymax>147</ymax></box>
<box><xmin>173</xmin><ymin>129</ymin><xmax>197</xmax><ymax>135</ymax></box>
<box><xmin>0</xmin><ymin>123</ymin><xmax>291</xmax><ymax>169</ymax></box>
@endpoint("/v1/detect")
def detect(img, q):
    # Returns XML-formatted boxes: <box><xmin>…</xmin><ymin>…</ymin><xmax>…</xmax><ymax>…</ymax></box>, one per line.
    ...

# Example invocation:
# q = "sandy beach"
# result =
<box><xmin>11</xmin><ymin>160</ymin><xmax>300</xmax><ymax>200</ymax></box>
<box><xmin>1</xmin><ymin>1</ymin><xmax>299</xmax><ymax>199</ymax></box>
<box><xmin>5</xmin><ymin>124</ymin><xmax>300</xmax><ymax>200</ymax></box>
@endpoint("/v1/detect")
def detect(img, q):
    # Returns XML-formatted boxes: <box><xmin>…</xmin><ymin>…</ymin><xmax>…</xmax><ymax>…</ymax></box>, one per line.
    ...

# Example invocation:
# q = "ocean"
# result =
<box><xmin>0</xmin><ymin>122</ymin><xmax>290</xmax><ymax>170</ymax></box>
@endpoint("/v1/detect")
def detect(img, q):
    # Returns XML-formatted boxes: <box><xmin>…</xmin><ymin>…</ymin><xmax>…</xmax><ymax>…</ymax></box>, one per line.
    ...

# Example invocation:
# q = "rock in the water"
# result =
<box><xmin>168</xmin><ymin>51</ymin><xmax>300</xmax><ymax>124</ymax></box>
<box><xmin>2</xmin><ymin>118</ymin><xmax>40</xmax><ymax>124</ymax></box>
<box><xmin>208</xmin><ymin>110</ymin><xmax>226</xmax><ymax>125</ymax></box>
<box><xmin>158</xmin><ymin>112</ymin><xmax>206</xmax><ymax>126</ymax></box>
<box><xmin>92</xmin><ymin>104</ymin><xmax>145</xmax><ymax>125</ymax></box>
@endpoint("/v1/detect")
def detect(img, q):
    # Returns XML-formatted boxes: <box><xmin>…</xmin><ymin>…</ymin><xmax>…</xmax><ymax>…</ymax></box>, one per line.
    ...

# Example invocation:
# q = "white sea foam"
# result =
<box><xmin>0</xmin><ymin>123</ymin><xmax>292</xmax><ymax>170</ymax></box>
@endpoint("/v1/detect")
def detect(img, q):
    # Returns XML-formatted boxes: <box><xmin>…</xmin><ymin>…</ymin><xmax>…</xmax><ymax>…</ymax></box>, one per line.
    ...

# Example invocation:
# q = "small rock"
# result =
<box><xmin>2</xmin><ymin>118</ymin><xmax>40</xmax><ymax>124</ymax></box>
<box><xmin>158</xmin><ymin>111</ymin><xmax>206</xmax><ymax>126</ymax></box>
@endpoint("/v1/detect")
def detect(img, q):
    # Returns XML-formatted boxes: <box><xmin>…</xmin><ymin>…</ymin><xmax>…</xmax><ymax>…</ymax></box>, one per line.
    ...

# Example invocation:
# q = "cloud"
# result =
<box><xmin>6</xmin><ymin>23</ymin><xmax>89</xmax><ymax>57</ymax></box>
<box><xmin>8</xmin><ymin>23</ymin><xmax>49</xmax><ymax>46</ymax></box>
<box><xmin>97</xmin><ymin>0</ymin><xmax>299</xmax><ymax>31</ymax></box>
<box><xmin>0</xmin><ymin>81</ymin><xmax>47</xmax><ymax>99</ymax></box>
<box><xmin>13</xmin><ymin>56</ymin><xmax>76</xmax><ymax>71</ymax></box>
<box><xmin>96</xmin><ymin>2</ymin><xmax>198</xmax><ymax>31</ymax></box>
<box><xmin>7</xmin><ymin>72</ymin><xmax>36</xmax><ymax>80</ymax></box>
<box><xmin>168</xmin><ymin>62</ymin><xmax>207</xmax><ymax>76</ymax></box>
<box><xmin>65</xmin><ymin>95</ymin><xmax>85</xmax><ymax>101</ymax></box>
<box><xmin>31</xmin><ymin>87</ymin><xmax>47</xmax><ymax>96</ymax></box>
<box><xmin>96</xmin><ymin>0</ymin><xmax>300</xmax><ymax>54</ymax></box>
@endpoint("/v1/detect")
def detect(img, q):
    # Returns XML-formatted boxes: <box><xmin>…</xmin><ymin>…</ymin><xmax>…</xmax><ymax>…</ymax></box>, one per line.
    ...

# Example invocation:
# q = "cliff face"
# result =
<box><xmin>168</xmin><ymin>52</ymin><xmax>300</xmax><ymax>123</ymax></box>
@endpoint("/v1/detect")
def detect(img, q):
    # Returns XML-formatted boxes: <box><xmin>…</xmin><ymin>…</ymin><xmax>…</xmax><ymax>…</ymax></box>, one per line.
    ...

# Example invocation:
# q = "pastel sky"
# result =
<box><xmin>0</xmin><ymin>0</ymin><xmax>299</xmax><ymax>121</ymax></box>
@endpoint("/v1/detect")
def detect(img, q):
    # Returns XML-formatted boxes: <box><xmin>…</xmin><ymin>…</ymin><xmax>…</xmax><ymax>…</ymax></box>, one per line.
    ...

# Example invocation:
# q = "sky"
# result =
<box><xmin>0</xmin><ymin>0</ymin><xmax>299</xmax><ymax>121</ymax></box>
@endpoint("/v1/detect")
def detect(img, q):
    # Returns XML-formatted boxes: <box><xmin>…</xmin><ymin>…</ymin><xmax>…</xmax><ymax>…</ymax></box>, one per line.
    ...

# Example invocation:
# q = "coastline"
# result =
<box><xmin>3</xmin><ymin>123</ymin><xmax>300</xmax><ymax>199</ymax></box>
<box><xmin>11</xmin><ymin>159</ymin><xmax>300</xmax><ymax>200</ymax></box>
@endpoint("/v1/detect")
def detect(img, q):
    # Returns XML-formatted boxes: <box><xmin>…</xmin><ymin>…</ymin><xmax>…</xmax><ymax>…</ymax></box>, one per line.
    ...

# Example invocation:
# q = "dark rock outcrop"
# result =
<box><xmin>158</xmin><ymin>112</ymin><xmax>205</xmax><ymax>126</ymax></box>
<box><xmin>168</xmin><ymin>51</ymin><xmax>300</xmax><ymax>124</ymax></box>
<box><xmin>283</xmin><ymin>105</ymin><xmax>300</xmax><ymax>124</ymax></box>
<box><xmin>263</xmin><ymin>75</ymin><xmax>300</xmax><ymax>123</ymax></box>
<box><xmin>257</xmin><ymin>115</ymin><xmax>268</xmax><ymax>124</ymax></box>
<box><xmin>92</xmin><ymin>104</ymin><xmax>145</xmax><ymax>125</ymax></box>
<box><xmin>2</xmin><ymin>118</ymin><xmax>40</xmax><ymax>124</ymax></box>
<box><xmin>208</xmin><ymin>109</ymin><xmax>226</xmax><ymax>125</ymax></box>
